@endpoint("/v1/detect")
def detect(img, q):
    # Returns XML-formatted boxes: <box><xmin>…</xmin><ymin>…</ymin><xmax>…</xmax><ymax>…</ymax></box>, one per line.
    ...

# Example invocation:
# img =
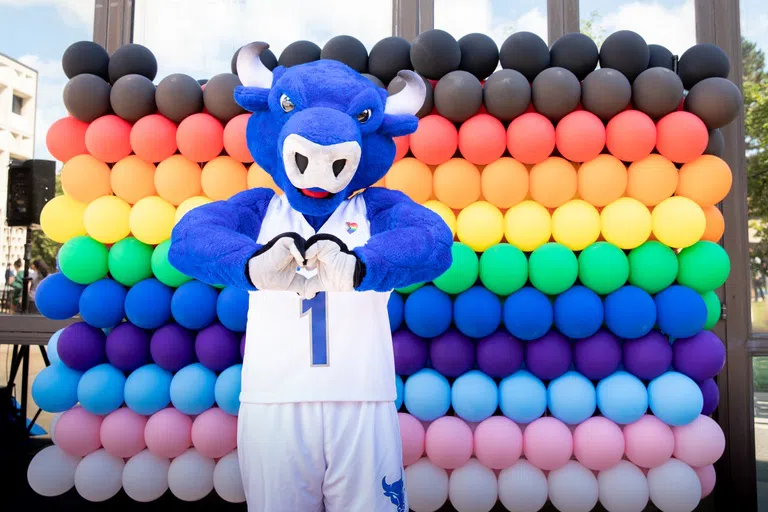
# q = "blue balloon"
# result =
<box><xmin>454</xmin><ymin>287</ymin><xmax>502</xmax><ymax>339</ymax></box>
<box><xmin>604</xmin><ymin>286</ymin><xmax>656</xmax><ymax>339</ymax></box>
<box><xmin>404</xmin><ymin>286</ymin><xmax>452</xmax><ymax>338</ymax></box>
<box><xmin>124</xmin><ymin>278</ymin><xmax>173</xmax><ymax>329</ymax></box>
<box><xmin>124</xmin><ymin>364</ymin><xmax>172</xmax><ymax>415</ymax></box>
<box><xmin>547</xmin><ymin>371</ymin><xmax>597</xmax><ymax>424</ymax></box>
<box><xmin>79</xmin><ymin>278</ymin><xmax>127</xmax><ymax>328</ymax></box>
<box><xmin>596</xmin><ymin>371</ymin><xmax>648</xmax><ymax>424</ymax></box>
<box><xmin>31</xmin><ymin>364</ymin><xmax>82</xmax><ymax>412</ymax></box>
<box><xmin>77</xmin><ymin>363</ymin><xmax>126</xmax><ymax>415</ymax></box>
<box><xmin>451</xmin><ymin>370</ymin><xmax>499</xmax><ymax>422</ymax></box>
<box><xmin>395</xmin><ymin>374</ymin><xmax>404</xmax><ymax>410</ymax></box>
<box><xmin>172</xmin><ymin>280</ymin><xmax>219</xmax><ymax>330</ymax></box>
<box><xmin>217</xmin><ymin>286</ymin><xmax>249</xmax><ymax>332</ymax></box>
<box><xmin>403</xmin><ymin>368</ymin><xmax>451</xmax><ymax>421</ymax></box>
<box><xmin>47</xmin><ymin>328</ymin><xmax>65</xmax><ymax>365</ymax></box>
<box><xmin>554</xmin><ymin>286</ymin><xmax>603</xmax><ymax>339</ymax></box>
<box><xmin>503</xmin><ymin>287</ymin><xmax>553</xmax><ymax>341</ymax></box>
<box><xmin>215</xmin><ymin>364</ymin><xmax>242</xmax><ymax>416</ymax></box>
<box><xmin>388</xmin><ymin>293</ymin><xmax>404</xmax><ymax>332</ymax></box>
<box><xmin>648</xmin><ymin>371</ymin><xmax>704</xmax><ymax>426</ymax></box>
<box><xmin>34</xmin><ymin>273</ymin><xmax>85</xmax><ymax>320</ymax></box>
<box><xmin>170</xmin><ymin>363</ymin><xmax>216</xmax><ymax>415</ymax></box>
<box><xmin>654</xmin><ymin>285</ymin><xmax>707</xmax><ymax>339</ymax></box>
<box><xmin>499</xmin><ymin>370</ymin><xmax>547</xmax><ymax>423</ymax></box>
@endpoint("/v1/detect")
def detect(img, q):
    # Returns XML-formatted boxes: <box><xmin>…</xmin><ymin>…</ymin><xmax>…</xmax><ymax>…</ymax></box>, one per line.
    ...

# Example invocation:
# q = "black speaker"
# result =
<box><xmin>6</xmin><ymin>159</ymin><xmax>55</xmax><ymax>227</ymax></box>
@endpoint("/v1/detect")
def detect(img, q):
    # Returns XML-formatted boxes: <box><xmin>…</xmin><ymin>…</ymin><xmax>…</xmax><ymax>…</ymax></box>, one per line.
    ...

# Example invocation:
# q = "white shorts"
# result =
<box><xmin>237</xmin><ymin>401</ymin><xmax>407</xmax><ymax>512</ymax></box>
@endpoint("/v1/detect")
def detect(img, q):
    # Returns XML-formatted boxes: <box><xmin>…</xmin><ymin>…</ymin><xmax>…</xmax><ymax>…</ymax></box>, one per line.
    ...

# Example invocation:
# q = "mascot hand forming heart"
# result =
<box><xmin>169</xmin><ymin>42</ymin><xmax>453</xmax><ymax>512</ymax></box>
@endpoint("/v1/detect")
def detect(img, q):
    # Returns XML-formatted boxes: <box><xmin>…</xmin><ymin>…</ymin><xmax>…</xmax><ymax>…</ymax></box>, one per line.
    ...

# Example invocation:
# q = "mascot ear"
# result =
<box><xmin>234</xmin><ymin>86</ymin><xmax>270</xmax><ymax>112</ymax></box>
<box><xmin>378</xmin><ymin>114</ymin><xmax>419</xmax><ymax>137</ymax></box>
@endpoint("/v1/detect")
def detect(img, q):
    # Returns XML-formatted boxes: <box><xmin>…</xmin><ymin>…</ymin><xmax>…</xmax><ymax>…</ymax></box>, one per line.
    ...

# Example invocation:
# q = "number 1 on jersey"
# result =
<box><xmin>301</xmin><ymin>292</ymin><xmax>329</xmax><ymax>366</ymax></box>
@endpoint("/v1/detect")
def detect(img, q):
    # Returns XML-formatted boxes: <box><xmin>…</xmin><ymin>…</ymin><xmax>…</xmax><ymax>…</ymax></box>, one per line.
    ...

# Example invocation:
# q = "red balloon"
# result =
<box><xmin>410</xmin><ymin>115</ymin><xmax>458</xmax><ymax>166</ymax></box>
<box><xmin>458</xmin><ymin>114</ymin><xmax>506</xmax><ymax>165</ymax></box>
<box><xmin>656</xmin><ymin>112</ymin><xmax>708</xmax><ymax>164</ymax></box>
<box><xmin>555</xmin><ymin>110</ymin><xmax>605</xmax><ymax>162</ymax></box>
<box><xmin>606</xmin><ymin>110</ymin><xmax>656</xmax><ymax>162</ymax></box>
<box><xmin>507</xmin><ymin>113</ymin><xmax>555</xmax><ymax>164</ymax></box>
<box><xmin>47</xmin><ymin>116</ymin><xmax>89</xmax><ymax>163</ymax></box>
<box><xmin>176</xmin><ymin>113</ymin><xmax>224</xmax><ymax>163</ymax></box>
<box><xmin>130</xmin><ymin>114</ymin><xmax>177</xmax><ymax>163</ymax></box>
<box><xmin>223</xmin><ymin>113</ymin><xmax>253</xmax><ymax>163</ymax></box>
<box><xmin>394</xmin><ymin>135</ymin><xmax>409</xmax><ymax>162</ymax></box>
<box><xmin>85</xmin><ymin>115</ymin><xmax>133</xmax><ymax>163</ymax></box>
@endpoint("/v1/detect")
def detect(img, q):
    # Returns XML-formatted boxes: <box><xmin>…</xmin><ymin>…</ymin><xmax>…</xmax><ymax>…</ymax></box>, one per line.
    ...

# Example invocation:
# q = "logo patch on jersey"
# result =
<box><xmin>382</xmin><ymin>472</ymin><xmax>405</xmax><ymax>512</ymax></box>
<box><xmin>346</xmin><ymin>221</ymin><xmax>358</xmax><ymax>234</ymax></box>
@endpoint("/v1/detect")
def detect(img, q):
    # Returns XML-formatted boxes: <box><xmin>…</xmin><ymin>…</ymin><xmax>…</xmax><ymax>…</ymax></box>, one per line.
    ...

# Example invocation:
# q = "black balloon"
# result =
<box><xmin>156</xmin><ymin>73</ymin><xmax>203</xmax><ymax>123</ymax></box>
<box><xmin>362</xmin><ymin>73</ymin><xmax>385</xmax><ymax>89</ymax></box>
<box><xmin>531</xmin><ymin>67</ymin><xmax>581</xmax><ymax>122</ymax></box>
<box><xmin>632</xmin><ymin>67</ymin><xmax>684</xmax><ymax>120</ymax></box>
<box><xmin>483</xmin><ymin>69</ymin><xmax>530</xmax><ymax>121</ymax></box>
<box><xmin>648</xmin><ymin>44</ymin><xmax>675</xmax><ymax>70</ymax></box>
<box><xmin>549</xmin><ymin>33</ymin><xmax>598</xmax><ymax>81</ymax></box>
<box><xmin>410</xmin><ymin>29</ymin><xmax>461</xmax><ymax>80</ymax></box>
<box><xmin>279</xmin><ymin>40</ymin><xmax>322</xmax><ymax>68</ymax></box>
<box><xmin>62</xmin><ymin>41</ymin><xmax>109</xmax><ymax>80</ymax></box>
<box><xmin>458</xmin><ymin>33</ymin><xmax>499</xmax><ymax>80</ymax></box>
<box><xmin>368</xmin><ymin>37</ymin><xmax>412</xmax><ymax>85</ymax></box>
<box><xmin>110</xmin><ymin>74</ymin><xmax>156</xmax><ymax>123</ymax></box>
<box><xmin>677</xmin><ymin>43</ymin><xmax>730</xmax><ymax>90</ymax></box>
<box><xmin>499</xmin><ymin>31</ymin><xmax>550</xmax><ymax>82</ymax></box>
<box><xmin>704</xmin><ymin>129</ymin><xmax>724</xmax><ymax>158</ymax></box>
<box><xmin>434</xmin><ymin>70</ymin><xmax>483</xmax><ymax>123</ymax></box>
<box><xmin>685</xmin><ymin>77</ymin><xmax>742</xmax><ymax>129</ymax></box>
<box><xmin>599</xmin><ymin>30</ymin><xmax>649</xmax><ymax>83</ymax></box>
<box><xmin>388</xmin><ymin>73</ymin><xmax>434</xmax><ymax>118</ymax></box>
<box><xmin>108</xmin><ymin>43</ymin><xmax>157</xmax><ymax>84</ymax></box>
<box><xmin>321</xmin><ymin>35</ymin><xmax>368</xmax><ymax>73</ymax></box>
<box><xmin>581</xmin><ymin>68</ymin><xmax>631</xmax><ymax>121</ymax></box>
<box><xmin>231</xmin><ymin>45</ymin><xmax>277</xmax><ymax>75</ymax></box>
<box><xmin>63</xmin><ymin>74</ymin><xmax>111</xmax><ymax>122</ymax></box>
<box><xmin>204</xmin><ymin>73</ymin><xmax>246</xmax><ymax>123</ymax></box>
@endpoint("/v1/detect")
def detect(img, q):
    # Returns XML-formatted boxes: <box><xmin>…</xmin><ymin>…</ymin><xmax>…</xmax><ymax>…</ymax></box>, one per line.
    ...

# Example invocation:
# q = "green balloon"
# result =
<box><xmin>578</xmin><ymin>242</ymin><xmax>629</xmax><ymax>295</ymax></box>
<box><xmin>396</xmin><ymin>282</ymin><xmax>425</xmax><ymax>294</ymax></box>
<box><xmin>528</xmin><ymin>243</ymin><xmax>577</xmax><ymax>295</ymax></box>
<box><xmin>59</xmin><ymin>236</ymin><xmax>109</xmax><ymax>285</ymax></box>
<box><xmin>702</xmin><ymin>290</ymin><xmax>721</xmax><ymax>330</ymax></box>
<box><xmin>152</xmin><ymin>240</ymin><xmax>192</xmax><ymax>288</ymax></box>
<box><xmin>628</xmin><ymin>241</ymin><xmax>678</xmax><ymax>294</ymax></box>
<box><xmin>479</xmin><ymin>243</ymin><xmax>527</xmax><ymax>296</ymax></box>
<box><xmin>678</xmin><ymin>241</ymin><xmax>730</xmax><ymax>293</ymax></box>
<box><xmin>433</xmin><ymin>242</ymin><xmax>479</xmax><ymax>294</ymax></box>
<box><xmin>108</xmin><ymin>237</ymin><xmax>153</xmax><ymax>286</ymax></box>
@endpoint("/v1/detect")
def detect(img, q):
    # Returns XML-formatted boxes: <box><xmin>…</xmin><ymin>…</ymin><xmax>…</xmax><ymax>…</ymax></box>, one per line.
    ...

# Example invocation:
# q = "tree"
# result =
<box><xmin>745</xmin><ymin>38</ymin><xmax>768</xmax><ymax>265</ymax></box>
<box><xmin>580</xmin><ymin>10</ymin><xmax>606</xmax><ymax>48</ymax></box>
<box><xmin>29</xmin><ymin>172</ymin><xmax>63</xmax><ymax>270</ymax></box>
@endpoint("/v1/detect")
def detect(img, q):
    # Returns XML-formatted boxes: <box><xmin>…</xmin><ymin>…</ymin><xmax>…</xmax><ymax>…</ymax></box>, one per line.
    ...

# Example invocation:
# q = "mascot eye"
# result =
<box><xmin>357</xmin><ymin>109</ymin><xmax>372</xmax><ymax>123</ymax></box>
<box><xmin>280</xmin><ymin>94</ymin><xmax>295</xmax><ymax>113</ymax></box>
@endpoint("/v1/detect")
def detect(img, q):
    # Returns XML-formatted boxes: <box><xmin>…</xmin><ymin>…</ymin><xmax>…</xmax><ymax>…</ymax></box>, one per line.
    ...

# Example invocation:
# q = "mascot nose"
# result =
<box><xmin>294</xmin><ymin>152</ymin><xmax>347</xmax><ymax>177</ymax></box>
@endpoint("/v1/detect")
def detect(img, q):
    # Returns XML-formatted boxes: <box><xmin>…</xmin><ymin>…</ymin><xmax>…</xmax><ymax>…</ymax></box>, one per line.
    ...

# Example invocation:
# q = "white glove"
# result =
<box><xmin>303</xmin><ymin>236</ymin><xmax>364</xmax><ymax>299</ymax></box>
<box><xmin>247</xmin><ymin>234</ymin><xmax>307</xmax><ymax>294</ymax></box>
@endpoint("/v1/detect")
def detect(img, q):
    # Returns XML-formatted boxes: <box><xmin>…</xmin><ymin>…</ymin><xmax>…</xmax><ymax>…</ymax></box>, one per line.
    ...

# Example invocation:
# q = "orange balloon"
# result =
<box><xmin>111</xmin><ymin>155</ymin><xmax>156</xmax><ymax>204</ymax></box>
<box><xmin>555</xmin><ymin>111</ymin><xmax>606</xmax><ymax>162</ymax></box>
<box><xmin>702</xmin><ymin>205</ymin><xmax>725</xmax><ymax>242</ymax></box>
<box><xmin>481</xmin><ymin>157</ymin><xmax>528</xmax><ymax>209</ymax></box>
<box><xmin>409</xmin><ymin>115</ymin><xmax>458</xmax><ymax>165</ymax></box>
<box><xmin>626</xmin><ymin>154</ymin><xmax>678</xmax><ymax>206</ymax></box>
<box><xmin>394</xmin><ymin>135</ymin><xmax>409</xmax><ymax>162</ymax></box>
<box><xmin>177</xmin><ymin>113</ymin><xmax>224</xmax><ymax>163</ymax></box>
<box><xmin>130</xmin><ymin>114</ymin><xmax>177</xmax><ymax>163</ymax></box>
<box><xmin>458</xmin><ymin>114</ymin><xmax>506</xmax><ymax>165</ymax></box>
<box><xmin>47</xmin><ymin>116</ymin><xmax>89</xmax><ymax>163</ymax></box>
<box><xmin>385</xmin><ymin>157</ymin><xmax>433</xmax><ymax>204</ymax></box>
<box><xmin>656</xmin><ymin>111</ymin><xmax>708</xmax><ymax>163</ymax></box>
<box><xmin>61</xmin><ymin>154</ymin><xmax>112</xmax><ymax>203</ymax></box>
<box><xmin>433</xmin><ymin>158</ymin><xmax>482</xmax><ymax>209</ymax></box>
<box><xmin>577</xmin><ymin>155</ymin><xmax>628</xmax><ymax>207</ymax></box>
<box><xmin>201</xmin><ymin>156</ymin><xmax>247</xmax><ymax>200</ymax></box>
<box><xmin>606</xmin><ymin>110</ymin><xmax>656</xmax><ymax>162</ymax></box>
<box><xmin>154</xmin><ymin>155</ymin><xmax>203</xmax><ymax>205</ymax></box>
<box><xmin>507</xmin><ymin>113</ymin><xmax>555</xmax><ymax>165</ymax></box>
<box><xmin>85</xmin><ymin>115</ymin><xmax>132</xmax><ymax>163</ymax></box>
<box><xmin>529</xmin><ymin>157</ymin><xmax>577</xmax><ymax>208</ymax></box>
<box><xmin>677</xmin><ymin>155</ymin><xmax>732</xmax><ymax>207</ymax></box>
<box><xmin>223</xmin><ymin>113</ymin><xmax>253</xmax><ymax>163</ymax></box>
<box><xmin>248</xmin><ymin>162</ymin><xmax>282</xmax><ymax>194</ymax></box>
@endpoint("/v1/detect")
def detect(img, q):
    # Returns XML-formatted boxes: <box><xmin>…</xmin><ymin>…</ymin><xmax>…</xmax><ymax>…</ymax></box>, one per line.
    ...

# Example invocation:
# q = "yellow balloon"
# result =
<box><xmin>130</xmin><ymin>196</ymin><xmax>176</xmax><ymax>245</ymax></box>
<box><xmin>504</xmin><ymin>200</ymin><xmax>551</xmax><ymax>252</ymax></box>
<box><xmin>40</xmin><ymin>194</ymin><xmax>87</xmax><ymax>243</ymax></box>
<box><xmin>175</xmin><ymin>196</ymin><xmax>213</xmax><ymax>225</ymax></box>
<box><xmin>551</xmin><ymin>200</ymin><xmax>600</xmax><ymax>251</ymax></box>
<box><xmin>601</xmin><ymin>197</ymin><xmax>652</xmax><ymax>249</ymax></box>
<box><xmin>84</xmin><ymin>195</ymin><xmax>132</xmax><ymax>244</ymax></box>
<box><xmin>652</xmin><ymin>196</ymin><xmax>706</xmax><ymax>249</ymax></box>
<box><xmin>423</xmin><ymin>200</ymin><xmax>457</xmax><ymax>237</ymax></box>
<box><xmin>457</xmin><ymin>201</ymin><xmax>503</xmax><ymax>252</ymax></box>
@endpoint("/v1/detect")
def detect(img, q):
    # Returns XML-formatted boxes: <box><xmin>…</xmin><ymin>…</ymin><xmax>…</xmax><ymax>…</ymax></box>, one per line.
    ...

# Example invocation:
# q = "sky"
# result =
<box><xmin>0</xmin><ymin>0</ymin><xmax>766</xmax><ymax>163</ymax></box>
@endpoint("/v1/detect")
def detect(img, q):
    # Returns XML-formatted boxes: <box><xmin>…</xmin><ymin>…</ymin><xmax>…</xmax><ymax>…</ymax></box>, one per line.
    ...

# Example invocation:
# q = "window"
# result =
<box><xmin>11</xmin><ymin>94</ymin><xmax>23</xmax><ymax>115</ymax></box>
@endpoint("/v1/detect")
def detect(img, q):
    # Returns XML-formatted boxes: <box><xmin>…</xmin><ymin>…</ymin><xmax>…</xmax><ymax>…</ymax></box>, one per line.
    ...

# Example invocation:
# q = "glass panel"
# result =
<box><xmin>754</xmin><ymin>356</ymin><xmax>768</xmax><ymax>508</ymax></box>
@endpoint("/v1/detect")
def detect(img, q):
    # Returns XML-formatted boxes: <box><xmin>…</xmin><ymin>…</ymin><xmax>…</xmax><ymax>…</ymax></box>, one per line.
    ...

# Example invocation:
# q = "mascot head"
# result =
<box><xmin>234</xmin><ymin>42</ymin><xmax>426</xmax><ymax>216</ymax></box>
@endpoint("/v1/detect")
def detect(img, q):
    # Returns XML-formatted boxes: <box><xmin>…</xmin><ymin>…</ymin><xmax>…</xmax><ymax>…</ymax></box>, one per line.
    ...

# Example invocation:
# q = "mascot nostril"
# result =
<box><xmin>295</xmin><ymin>152</ymin><xmax>309</xmax><ymax>173</ymax></box>
<box><xmin>332</xmin><ymin>159</ymin><xmax>346</xmax><ymax>177</ymax></box>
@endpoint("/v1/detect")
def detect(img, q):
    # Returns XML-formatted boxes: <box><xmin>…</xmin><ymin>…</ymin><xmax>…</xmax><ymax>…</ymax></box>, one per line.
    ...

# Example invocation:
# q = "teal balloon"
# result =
<box><xmin>47</xmin><ymin>328</ymin><xmax>65</xmax><ymax>365</ymax></box>
<box><xmin>403</xmin><ymin>368</ymin><xmax>451</xmax><ymax>421</ymax></box>
<box><xmin>596</xmin><ymin>371</ymin><xmax>648</xmax><ymax>424</ymax></box>
<box><xmin>77</xmin><ymin>363</ymin><xmax>126</xmax><ymax>415</ymax></box>
<box><xmin>451</xmin><ymin>370</ymin><xmax>498</xmax><ymax>422</ymax></box>
<box><xmin>547</xmin><ymin>371</ymin><xmax>597</xmax><ymax>424</ymax></box>
<box><xmin>395</xmin><ymin>374</ymin><xmax>404</xmax><ymax>410</ymax></box>
<box><xmin>499</xmin><ymin>370</ymin><xmax>547</xmax><ymax>423</ymax></box>
<box><xmin>170</xmin><ymin>363</ymin><xmax>216</xmax><ymax>415</ymax></box>
<box><xmin>124</xmin><ymin>364</ymin><xmax>172</xmax><ymax>415</ymax></box>
<box><xmin>32</xmin><ymin>364</ymin><xmax>82</xmax><ymax>412</ymax></box>
<box><xmin>648</xmin><ymin>371</ymin><xmax>703</xmax><ymax>426</ymax></box>
<box><xmin>215</xmin><ymin>364</ymin><xmax>242</xmax><ymax>416</ymax></box>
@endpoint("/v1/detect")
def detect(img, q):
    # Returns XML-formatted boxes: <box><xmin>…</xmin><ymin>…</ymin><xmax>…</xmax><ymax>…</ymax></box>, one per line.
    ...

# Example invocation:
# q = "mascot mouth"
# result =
<box><xmin>300</xmin><ymin>187</ymin><xmax>333</xmax><ymax>199</ymax></box>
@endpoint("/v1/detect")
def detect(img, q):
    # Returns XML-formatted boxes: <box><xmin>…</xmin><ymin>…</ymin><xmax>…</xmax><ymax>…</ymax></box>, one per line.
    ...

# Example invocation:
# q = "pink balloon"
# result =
<box><xmin>523</xmin><ymin>417</ymin><xmax>573</xmax><ymax>471</ymax></box>
<box><xmin>573</xmin><ymin>417</ymin><xmax>625</xmax><ymax>470</ymax></box>
<box><xmin>399</xmin><ymin>413</ymin><xmax>426</xmax><ymax>466</ymax></box>
<box><xmin>145</xmin><ymin>407</ymin><xmax>193</xmax><ymax>458</ymax></box>
<box><xmin>696</xmin><ymin>464</ymin><xmax>716</xmax><ymax>498</ymax></box>
<box><xmin>474</xmin><ymin>416</ymin><xmax>522</xmax><ymax>469</ymax></box>
<box><xmin>191</xmin><ymin>407</ymin><xmax>237</xmax><ymax>459</ymax></box>
<box><xmin>55</xmin><ymin>406</ymin><xmax>103</xmax><ymax>457</ymax></box>
<box><xmin>623</xmin><ymin>415</ymin><xmax>674</xmax><ymax>468</ymax></box>
<box><xmin>100</xmin><ymin>407</ymin><xmax>148</xmax><ymax>458</ymax></box>
<box><xmin>425</xmin><ymin>416</ymin><xmax>473</xmax><ymax>469</ymax></box>
<box><xmin>672</xmin><ymin>415</ymin><xmax>725</xmax><ymax>468</ymax></box>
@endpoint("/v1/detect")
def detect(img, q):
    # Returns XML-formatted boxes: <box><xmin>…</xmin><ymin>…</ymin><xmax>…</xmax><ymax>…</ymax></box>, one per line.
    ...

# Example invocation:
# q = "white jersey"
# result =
<box><xmin>240</xmin><ymin>193</ymin><xmax>396</xmax><ymax>404</ymax></box>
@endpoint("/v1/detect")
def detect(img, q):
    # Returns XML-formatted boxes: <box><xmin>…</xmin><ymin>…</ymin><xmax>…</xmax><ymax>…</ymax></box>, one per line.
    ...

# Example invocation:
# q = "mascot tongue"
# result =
<box><xmin>302</xmin><ymin>188</ymin><xmax>331</xmax><ymax>199</ymax></box>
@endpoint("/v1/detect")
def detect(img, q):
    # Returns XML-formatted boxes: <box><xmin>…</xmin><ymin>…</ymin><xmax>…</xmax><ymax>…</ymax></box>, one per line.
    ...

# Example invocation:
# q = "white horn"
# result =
<box><xmin>237</xmin><ymin>41</ymin><xmax>274</xmax><ymax>88</ymax></box>
<box><xmin>384</xmin><ymin>70</ymin><xmax>426</xmax><ymax>116</ymax></box>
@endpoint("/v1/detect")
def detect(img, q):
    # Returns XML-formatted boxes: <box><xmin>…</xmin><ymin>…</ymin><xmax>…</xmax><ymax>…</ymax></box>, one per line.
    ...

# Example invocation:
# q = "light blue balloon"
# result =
<box><xmin>597</xmin><ymin>371</ymin><xmax>648</xmax><ymax>424</ymax></box>
<box><xmin>547</xmin><ymin>371</ymin><xmax>597</xmax><ymax>424</ymax></box>
<box><xmin>499</xmin><ymin>370</ymin><xmax>547</xmax><ymax>423</ymax></box>
<box><xmin>77</xmin><ymin>363</ymin><xmax>126</xmax><ymax>415</ymax></box>
<box><xmin>451</xmin><ymin>370</ymin><xmax>499</xmax><ymax>422</ymax></box>
<box><xmin>124</xmin><ymin>364</ymin><xmax>172</xmax><ymax>415</ymax></box>
<box><xmin>32</xmin><ymin>364</ymin><xmax>82</xmax><ymax>412</ymax></box>
<box><xmin>47</xmin><ymin>328</ymin><xmax>65</xmax><ymax>366</ymax></box>
<box><xmin>648</xmin><ymin>371</ymin><xmax>703</xmax><ymax>426</ymax></box>
<box><xmin>403</xmin><ymin>369</ymin><xmax>451</xmax><ymax>421</ymax></box>
<box><xmin>395</xmin><ymin>374</ymin><xmax>404</xmax><ymax>410</ymax></box>
<box><xmin>171</xmin><ymin>363</ymin><xmax>216</xmax><ymax>415</ymax></box>
<box><xmin>215</xmin><ymin>364</ymin><xmax>242</xmax><ymax>416</ymax></box>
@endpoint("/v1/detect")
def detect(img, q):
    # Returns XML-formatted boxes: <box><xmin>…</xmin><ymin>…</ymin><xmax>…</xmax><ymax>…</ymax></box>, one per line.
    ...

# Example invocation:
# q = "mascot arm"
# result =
<box><xmin>355</xmin><ymin>187</ymin><xmax>453</xmax><ymax>292</ymax></box>
<box><xmin>168</xmin><ymin>188</ymin><xmax>276</xmax><ymax>290</ymax></box>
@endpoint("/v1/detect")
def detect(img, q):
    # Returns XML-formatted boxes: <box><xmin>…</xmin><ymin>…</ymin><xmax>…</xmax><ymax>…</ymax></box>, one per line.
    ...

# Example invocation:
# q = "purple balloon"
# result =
<box><xmin>57</xmin><ymin>322</ymin><xmax>106</xmax><ymax>371</ymax></box>
<box><xmin>525</xmin><ymin>330</ymin><xmax>572</xmax><ymax>381</ymax></box>
<box><xmin>673</xmin><ymin>330</ymin><xmax>726</xmax><ymax>381</ymax></box>
<box><xmin>429</xmin><ymin>329</ymin><xmax>475</xmax><ymax>377</ymax></box>
<box><xmin>105</xmin><ymin>322</ymin><xmax>150</xmax><ymax>372</ymax></box>
<box><xmin>622</xmin><ymin>330</ymin><xmax>672</xmax><ymax>380</ymax></box>
<box><xmin>699</xmin><ymin>378</ymin><xmax>719</xmax><ymax>415</ymax></box>
<box><xmin>572</xmin><ymin>329</ymin><xmax>621</xmax><ymax>380</ymax></box>
<box><xmin>240</xmin><ymin>333</ymin><xmax>246</xmax><ymax>360</ymax></box>
<box><xmin>392</xmin><ymin>330</ymin><xmax>428</xmax><ymax>375</ymax></box>
<box><xmin>150</xmin><ymin>323</ymin><xmax>196</xmax><ymax>372</ymax></box>
<box><xmin>476</xmin><ymin>330</ymin><xmax>523</xmax><ymax>378</ymax></box>
<box><xmin>195</xmin><ymin>323</ymin><xmax>240</xmax><ymax>372</ymax></box>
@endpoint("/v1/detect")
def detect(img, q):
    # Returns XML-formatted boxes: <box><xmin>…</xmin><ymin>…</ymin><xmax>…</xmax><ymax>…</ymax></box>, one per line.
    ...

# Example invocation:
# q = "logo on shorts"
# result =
<box><xmin>346</xmin><ymin>221</ymin><xmax>358</xmax><ymax>234</ymax></box>
<box><xmin>382</xmin><ymin>471</ymin><xmax>405</xmax><ymax>512</ymax></box>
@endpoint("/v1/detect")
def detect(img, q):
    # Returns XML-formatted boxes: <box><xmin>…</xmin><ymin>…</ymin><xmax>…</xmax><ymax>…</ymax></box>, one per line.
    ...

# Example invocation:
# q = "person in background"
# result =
<box><xmin>28</xmin><ymin>259</ymin><xmax>49</xmax><ymax>314</ymax></box>
<box><xmin>10</xmin><ymin>259</ymin><xmax>24</xmax><ymax>311</ymax></box>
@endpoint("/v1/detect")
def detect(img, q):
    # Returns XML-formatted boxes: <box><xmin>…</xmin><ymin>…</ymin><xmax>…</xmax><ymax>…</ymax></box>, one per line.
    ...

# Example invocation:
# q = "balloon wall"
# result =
<box><xmin>29</xmin><ymin>30</ymin><xmax>737</xmax><ymax>511</ymax></box>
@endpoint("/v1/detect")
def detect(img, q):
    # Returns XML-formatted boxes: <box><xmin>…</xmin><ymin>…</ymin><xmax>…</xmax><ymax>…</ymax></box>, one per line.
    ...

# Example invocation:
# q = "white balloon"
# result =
<box><xmin>647</xmin><ymin>459</ymin><xmax>702</xmax><ymax>512</ymax></box>
<box><xmin>168</xmin><ymin>448</ymin><xmax>215</xmax><ymax>501</ymax></box>
<box><xmin>449</xmin><ymin>458</ymin><xmax>498</xmax><ymax>512</ymax></box>
<box><xmin>74</xmin><ymin>448</ymin><xmax>125</xmax><ymax>502</ymax></box>
<box><xmin>598</xmin><ymin>460</ymin><xmax>649</xmax><ymax>512</ymax></box>
<box><xmin>122</xmin><ymin>449</ymin><xmax>170</xmax><ymax>502</ymax></box>
<box><xmin>49</xmin><ymin>412</ymin><xmax>64</xmax><ymax>444</ymax></box>
<box><xmin>214</xmin><ymin>450</ymin><xmax>246</xmax><ymax>503</ymax></box>
<box><xmin>548</xmin><ymin>460</ymin><xmax>599</xmax><ymax>512</ymax></box>
<box><xmin>27</xmin><ymin>445</ymin><xmax>81</xmax><ymax>497</ymax></box>
<box><xmin>497</xmin><ymin>460</ymin><xmax>548</xmax><ymax>512</ymax></box>
<box><xmin>405</xmin><ymin>457</ymin><xmax>449</xmax><ymax>512</ymax></box>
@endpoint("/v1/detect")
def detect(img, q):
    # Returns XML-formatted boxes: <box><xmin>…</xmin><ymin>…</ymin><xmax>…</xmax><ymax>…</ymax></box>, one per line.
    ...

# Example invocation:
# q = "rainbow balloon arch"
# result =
<box><xmin>26</xmin><ymin>29</ymin><xmax>738</xmax><ymax>512</ymax></box>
